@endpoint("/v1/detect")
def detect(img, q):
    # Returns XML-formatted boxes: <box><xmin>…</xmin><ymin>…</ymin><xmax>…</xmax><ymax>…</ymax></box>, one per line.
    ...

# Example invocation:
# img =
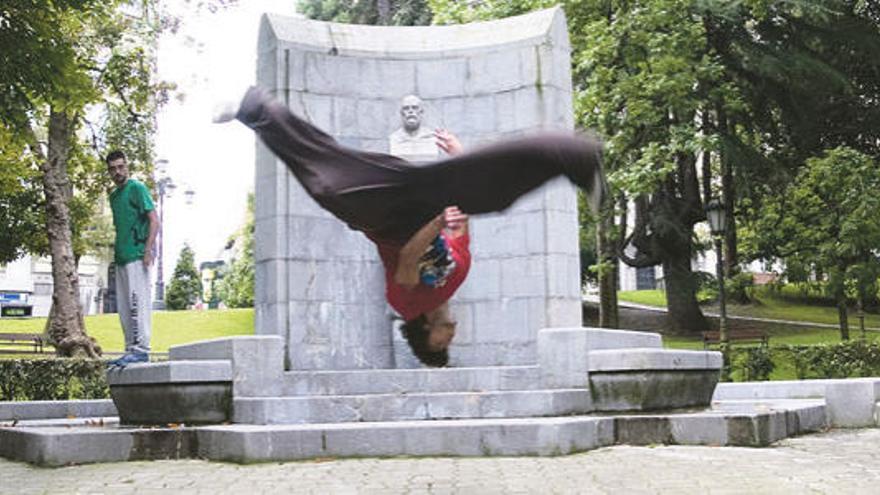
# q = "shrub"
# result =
<box><xmin>694</xmin><ymin>271</ymin><xmax>718</xmax><ymax>304</ymax></box>
<box><xmin>725</xmin><ymin>272</ymin><xmax>755</xmax><ymax>304</ymax></box>
<box><xmin>742</xmin><ymin>346</ymin><xmax>774</xmax><ymax>381</ymax></box>
<box><xmin>0</xmin><ymin>359</ymin><xmax>109</xmax><ymax>401</ymax></box>
<box><xmin>785</xmin><ymin>340</ymin><xmax>880</xmax><ymax>379</ymax></box>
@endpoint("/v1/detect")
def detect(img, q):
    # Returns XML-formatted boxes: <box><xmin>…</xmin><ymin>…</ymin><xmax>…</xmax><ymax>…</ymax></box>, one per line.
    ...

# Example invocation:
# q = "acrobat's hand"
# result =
<box><xmin>434</xmin><ymin>129</ymin><xmax>463</xmax><ymax>155</ymax></box>
<box><xmin>443</xmin><ymin>206</ymin><xmax>468</xmax><ymax>238</ymax></box>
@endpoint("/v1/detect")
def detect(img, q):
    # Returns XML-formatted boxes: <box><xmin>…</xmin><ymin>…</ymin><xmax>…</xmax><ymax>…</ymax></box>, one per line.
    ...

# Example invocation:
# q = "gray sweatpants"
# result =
<box><xmin>116</xmin><ymin>260</ymin><xmax>152</xmax><ymax>354</ymax></box>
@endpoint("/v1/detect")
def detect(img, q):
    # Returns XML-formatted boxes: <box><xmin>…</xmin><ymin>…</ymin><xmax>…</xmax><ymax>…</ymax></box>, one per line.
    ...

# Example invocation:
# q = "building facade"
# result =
<box><xmin>0</xmin><ymin>255</ymin><xmax>110</xmax><ymax>318</ymax></box>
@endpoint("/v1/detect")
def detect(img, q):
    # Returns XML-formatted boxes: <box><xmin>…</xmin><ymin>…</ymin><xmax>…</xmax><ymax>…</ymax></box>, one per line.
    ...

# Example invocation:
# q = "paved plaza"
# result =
<box><xmin>1</xmin><ymin>428</ymin><xmax>878</xmax><ymax>494</ymax></box>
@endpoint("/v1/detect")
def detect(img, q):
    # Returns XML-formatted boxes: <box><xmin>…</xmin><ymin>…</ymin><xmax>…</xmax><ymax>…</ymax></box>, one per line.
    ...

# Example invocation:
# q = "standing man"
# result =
<box><xmin>106</xmin><ymin>150</ymin><xmax>159</xmax><ymax>368</ymax></box>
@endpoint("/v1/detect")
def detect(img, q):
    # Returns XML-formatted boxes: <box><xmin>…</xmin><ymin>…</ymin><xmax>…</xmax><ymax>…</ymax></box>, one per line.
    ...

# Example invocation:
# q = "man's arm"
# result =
<box><xmin>394</xmin><ymin>212</ymin><xmax>445</xmax><ymax>289</ymax></box>
<box><xmin>434</xmin><ymin>129</ymin><xmax>463</xmax><ymax>155</ymax></box>
<box><xmin>143</xmin><ymin>209</ymin><xmax>159</xmax><ymax>267</ymax></box>
<box><xmin>392</xmin><ymin>130</ymin><xmax>469</xmax><ymax>288</ymax></box>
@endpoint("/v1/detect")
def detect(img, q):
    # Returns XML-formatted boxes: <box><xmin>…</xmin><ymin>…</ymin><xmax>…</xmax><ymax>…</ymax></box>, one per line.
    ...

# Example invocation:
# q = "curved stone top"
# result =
<box><xmin>260</xmin><ymin>7</ymin><xmax>569</xmax><ymax>58</ymax></box>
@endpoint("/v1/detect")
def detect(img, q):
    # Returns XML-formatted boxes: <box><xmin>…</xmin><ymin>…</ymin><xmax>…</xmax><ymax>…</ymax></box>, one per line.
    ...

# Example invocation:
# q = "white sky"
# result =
<box><xmin>155</xmin><ymin>0</ymin><xmax>294</xmax><ymax>283</ymax></box>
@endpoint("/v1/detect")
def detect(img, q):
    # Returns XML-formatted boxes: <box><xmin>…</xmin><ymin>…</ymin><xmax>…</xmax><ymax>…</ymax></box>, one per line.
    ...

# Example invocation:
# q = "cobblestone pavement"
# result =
<box><xmin>2</xmin><ymin>428</ymin><xmax>879</xmax><ymax>494</ymax></box>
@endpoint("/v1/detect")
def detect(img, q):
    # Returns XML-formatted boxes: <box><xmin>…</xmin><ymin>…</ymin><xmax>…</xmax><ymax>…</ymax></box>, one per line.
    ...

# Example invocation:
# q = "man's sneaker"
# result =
<box><xmin>106</xmin><ymin>352</ymin><xmax>149</xmax><ymax>370</ymax></box>
<box><xmin>211</xmin><ymin>100</ymin><xmax>240</xmax><ymax>123</ymax></box>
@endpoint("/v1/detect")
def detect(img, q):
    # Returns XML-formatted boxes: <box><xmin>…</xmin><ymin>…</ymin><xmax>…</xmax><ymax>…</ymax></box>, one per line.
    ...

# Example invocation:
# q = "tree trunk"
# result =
<box><xmin>376</xmin><ymin>0</ymin><xmax>391</xmax><ymax>24</ymax></box>
<box><xmin>662</xmin><ymin>247</ymin><xmax>708</xmax><ymax>334</ymax></box>
<box><xmin>721</xmin><ymin>149</ymin><xmax>737</xmax><ymax>276</ymax></box>
<box><xmin>597</xmin><ymin>210</ymin><xmax>619</xmax><ymax>328</ymax></box>
<box><xmin>836</xmin><ymin>297</ymin><xmax>850</xmax><ymax>341</ymax></box>
<box><xmin>39</xmin><ymin>110</ymin><xmax>100</xmax><ymax>358</ymax></box>
<box><xmin>717</xmin><ymin>106</ymin><xmax>737</xmax><ymax>276</ymax></box>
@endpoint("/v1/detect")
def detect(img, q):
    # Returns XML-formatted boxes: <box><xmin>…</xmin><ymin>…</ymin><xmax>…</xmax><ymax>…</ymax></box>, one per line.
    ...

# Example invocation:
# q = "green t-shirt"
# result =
<box><xmin>109</xmin><ymin>179</ymin><xmax>156</xmax><ymax>265</ymax></box>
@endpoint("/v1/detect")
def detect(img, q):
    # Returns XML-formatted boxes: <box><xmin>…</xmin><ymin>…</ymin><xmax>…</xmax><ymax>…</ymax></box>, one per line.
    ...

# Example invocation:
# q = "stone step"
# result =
<box><xmin>282</xmin><ymin>365</ymin><xmax>543</xmax><ymax>396</ymax></box>
<box><xmin>233</xmin><ymin>388</ymin><xmax>592</xmax><ymax>424</ymax></box>
<box><xmin>1</xmin><ymin>398</ymin><xmax>827</xmax><ymax>466</ymax></box>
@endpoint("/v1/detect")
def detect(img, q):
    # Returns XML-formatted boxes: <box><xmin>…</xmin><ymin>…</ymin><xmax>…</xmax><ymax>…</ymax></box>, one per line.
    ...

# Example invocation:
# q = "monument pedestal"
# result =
<box><xmin>107</xmin><ymin>328</ymin><xmax>722</xmax><ymax>427</ymax></box>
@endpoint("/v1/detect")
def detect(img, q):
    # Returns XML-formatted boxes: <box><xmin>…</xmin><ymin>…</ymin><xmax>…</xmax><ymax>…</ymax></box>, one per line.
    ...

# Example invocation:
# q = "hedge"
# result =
<box><xmin>0</xmin><ymin>359</ymin><xmax>109</xmax><ymax>402</ymax></box>
<box><xmin>729</xmin><ymin>340</ymin><xmax>880</xmax><ymax>382</ymax></box>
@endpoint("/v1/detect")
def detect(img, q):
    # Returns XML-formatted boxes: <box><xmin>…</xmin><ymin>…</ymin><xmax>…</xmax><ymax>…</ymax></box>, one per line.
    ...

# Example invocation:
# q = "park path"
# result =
<box><xmin>1</xmin><ymin>428</ymin><xmax>878</xmax><ymax>494</ymax></box>
<box><xmin>583</xmin><ymin>295</ymin><xmax>880</xmax><ymax>333</ymax></box>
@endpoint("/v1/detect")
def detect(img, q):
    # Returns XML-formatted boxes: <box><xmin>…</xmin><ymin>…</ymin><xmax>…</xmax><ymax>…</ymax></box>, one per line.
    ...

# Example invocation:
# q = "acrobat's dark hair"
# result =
<box><xmin>400</xmin><ymin>314</ymin><xmax>449</xmax><ymax>367</ymax></box>
<box><xmin>105</xmin><ymin>150</ymin><xmax>126</xmax><ymax>164</ymax></box>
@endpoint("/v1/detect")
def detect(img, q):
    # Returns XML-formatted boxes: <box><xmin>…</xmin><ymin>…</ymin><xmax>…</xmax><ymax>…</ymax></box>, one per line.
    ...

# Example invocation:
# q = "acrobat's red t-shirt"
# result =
<box><xmin>370</xmin><ymin>232</ymin><xmax>471</xmax><ymax>321</ymax></box>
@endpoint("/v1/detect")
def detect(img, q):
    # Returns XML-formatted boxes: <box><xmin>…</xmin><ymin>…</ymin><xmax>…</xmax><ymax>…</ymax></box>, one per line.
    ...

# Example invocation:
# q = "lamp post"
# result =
<box><xmin>154</xmin><ymin>159</ymin><xmax>176</xmax><ymax>309</ymax></box>
<box><xmin>705</xmin><ymin>198</ymin><xmax>729</xmax><ymax>379</ymax></box>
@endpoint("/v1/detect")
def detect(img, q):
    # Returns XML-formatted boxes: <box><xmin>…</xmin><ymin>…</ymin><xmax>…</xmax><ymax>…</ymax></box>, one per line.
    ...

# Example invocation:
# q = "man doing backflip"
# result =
<box><xmin>215</xmin><ymin>87</ymin><xmax>606</xmax><ymax>366</ymax></box>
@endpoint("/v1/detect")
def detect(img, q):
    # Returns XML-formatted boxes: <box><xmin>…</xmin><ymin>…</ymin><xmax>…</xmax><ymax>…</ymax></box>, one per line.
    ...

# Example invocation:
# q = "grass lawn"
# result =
<box><xmin>663</xmin><ymin>325</ymin><xmax>880</xmax><ymax>381</ymax></box>
<box><xmin>0</xmin><ymin>308</ymin><xmax>254</xmax><ymax>354</ymax></box>
<box><xmin>631</xmin><ymin>284</ymin><xmax>880</xmax><ymax>381</ymax></box>
<box><xmin>619</xmin><ymin>288</ymin><xmax>880</xmax><ymax>328</ymax></box>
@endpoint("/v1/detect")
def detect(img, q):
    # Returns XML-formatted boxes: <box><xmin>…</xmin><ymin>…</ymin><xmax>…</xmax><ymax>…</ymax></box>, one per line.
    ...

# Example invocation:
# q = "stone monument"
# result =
<box><xmin>255</xmin><ymin>8</ymin><xmax>581</xmax><ymax>370</ymax></box>
<box><xmin>4</xmin><ymin>9</ymin><xmax>793</xmax><ymax>468</ymax></box>
<box><xmin>388</xmin><ymin>94</ymin><xmax>440</xmax><ymax>162</ymax></box>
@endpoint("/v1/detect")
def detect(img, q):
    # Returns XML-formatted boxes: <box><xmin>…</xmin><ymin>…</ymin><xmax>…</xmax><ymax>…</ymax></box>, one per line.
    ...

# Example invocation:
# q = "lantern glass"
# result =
<box><xmin>705</xmin><ymin>199</ymin><xmax>727</xmax><ymax>235</ymax></box>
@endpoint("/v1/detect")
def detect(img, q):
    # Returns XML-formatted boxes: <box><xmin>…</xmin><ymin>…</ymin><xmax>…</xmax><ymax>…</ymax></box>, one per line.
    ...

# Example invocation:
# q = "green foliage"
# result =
<box><xmin>217</xmin><ymin>194</ymin><xmax>255</xmax><ymax>308</ymax></box>
<box><xmin>0</xmin><ymin>359</ymin><xmax>109</xmax><ymax>401</ymax></box>
<box><xmin>299</xmin><ymin>0</ymin><xmax>432</xmax><ymax>25</ymax></box>
<box><xmin>0</xmin><ymin>0</ymin><xmax>168</xmax><ymax>267</ymax></box>
<box><xmin>747</xmin><ymin>146</ymin><xmax>880</xmax><ymax>334</ymax></box>
<box><xmin>725</xmin><ymin>272</ymin><xmax>755</xmax><ymax>304</ymax></box>
<box><xmin>731</xmin><ymin>346</ymin><xmax>775</xmax><ymax>381</ymax></box>
<box><xmin>786</xmin><ymin>340</ymin><xmax>880</xmax><ymax>379</ymax></box>
<box><xmin>0</xmin><ymin>134</ymin><xmax>44</xmax><ymax>263</ymax></box>
<box><xmin>165</xmin><ymin>244</ymin><xmax>203</xmax><ymax>310</ymax></box>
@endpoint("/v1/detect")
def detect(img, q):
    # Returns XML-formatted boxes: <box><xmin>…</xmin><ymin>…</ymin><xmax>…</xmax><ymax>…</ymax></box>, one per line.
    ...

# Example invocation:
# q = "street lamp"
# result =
<box><xmin>154</xmin><ymin>159</ymin><xmax>176</xmax><ymax>309</ymax></box>
<box><xmin>705</xmin><ymin>198</ymin><xmax>729</xmax><ymax>379</ymax></box>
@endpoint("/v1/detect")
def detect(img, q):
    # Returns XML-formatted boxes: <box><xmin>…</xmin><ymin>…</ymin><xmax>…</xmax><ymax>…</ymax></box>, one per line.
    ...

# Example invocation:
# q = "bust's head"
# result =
<box><xmin>400</xmin><ymin>95</ymin><xmax>424</xmax><ymax>133</ymax></box>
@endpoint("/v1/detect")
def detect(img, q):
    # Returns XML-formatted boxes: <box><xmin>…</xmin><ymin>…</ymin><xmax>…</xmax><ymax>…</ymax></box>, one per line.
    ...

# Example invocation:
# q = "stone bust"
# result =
<box><xmin>388</xmin><ymin>95</ymin><xmax>439</xmax><ymax>163</ymax></box>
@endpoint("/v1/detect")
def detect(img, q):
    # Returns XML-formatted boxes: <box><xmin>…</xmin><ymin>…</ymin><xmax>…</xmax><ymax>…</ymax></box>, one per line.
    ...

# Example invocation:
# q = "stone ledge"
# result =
<box><xmin>588</xmin><ymin>349</ymin><xmax>722</xmax><ymax>371</ymax></box>
<box><xmin>0</xmin><ymin>399</ymin><xmax>116</xmax><ymax>421</ymax></box>
<box><xmin>106</xmin><ymin>360</ymin><xmax>232</xmax><ymax>386</ymax></box>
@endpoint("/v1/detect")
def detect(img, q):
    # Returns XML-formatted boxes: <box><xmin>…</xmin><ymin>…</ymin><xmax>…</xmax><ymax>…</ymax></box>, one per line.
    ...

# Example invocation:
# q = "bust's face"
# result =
<box><xmin>400</xmin><ymin>96</ymin><xmax>423</xmax><ymax>132</ymax></box>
